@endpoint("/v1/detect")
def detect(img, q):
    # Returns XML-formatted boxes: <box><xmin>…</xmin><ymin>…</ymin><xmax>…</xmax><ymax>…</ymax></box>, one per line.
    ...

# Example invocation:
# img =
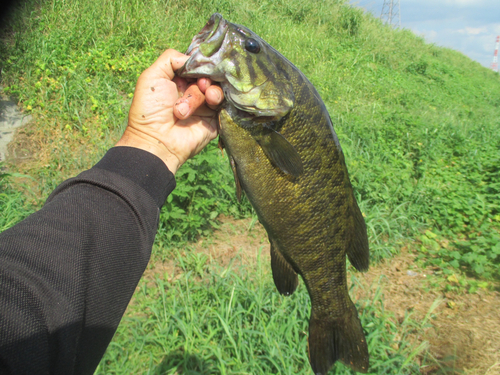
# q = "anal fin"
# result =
<box><xmin>270</xmin><ymin>239</ymin><xmax>298</xmax><ymax>296</ymax></box>
<box><xmin>347</xmin><ymin>201</ymin><xmax>370</xmax><ymax>272</ymax></box>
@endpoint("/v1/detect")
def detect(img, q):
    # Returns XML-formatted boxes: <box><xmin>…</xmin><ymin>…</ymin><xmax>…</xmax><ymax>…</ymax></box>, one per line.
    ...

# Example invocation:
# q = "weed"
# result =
<box><xmin>0</xmin><ymin>165</ymin><xmax>34</xmax><ymax>231</ymax></box>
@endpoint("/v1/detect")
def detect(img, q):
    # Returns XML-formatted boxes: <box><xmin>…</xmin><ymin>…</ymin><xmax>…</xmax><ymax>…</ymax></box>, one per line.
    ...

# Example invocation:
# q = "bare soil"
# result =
<box><xmin>353</xmin><ymin>250</ymin><xmax>500</xmax><ymax>375</ymax></box>
<box><xmin>146</xmin><ymin>216</ymin><xmax>500</xmax><ymax>375</ymax></box>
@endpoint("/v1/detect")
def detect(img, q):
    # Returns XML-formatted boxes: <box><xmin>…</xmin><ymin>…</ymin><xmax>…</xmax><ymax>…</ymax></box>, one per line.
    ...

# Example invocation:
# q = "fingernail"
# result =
<box><xmin>213</xmin><ymin>90</ymin><xmax>221</xmax><ymax>103</ymax></box>
<box><xmin>177</xmin><ymin>103</ymin><xmax>189</xmax><ymax>117</ymax></box>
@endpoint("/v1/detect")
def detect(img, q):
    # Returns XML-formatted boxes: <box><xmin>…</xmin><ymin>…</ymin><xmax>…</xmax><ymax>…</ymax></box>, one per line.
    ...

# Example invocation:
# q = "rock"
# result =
<box><xmin>0</xmin><ymin>88</ymin><xmax>31</xmax><ymax>162</ymax></box>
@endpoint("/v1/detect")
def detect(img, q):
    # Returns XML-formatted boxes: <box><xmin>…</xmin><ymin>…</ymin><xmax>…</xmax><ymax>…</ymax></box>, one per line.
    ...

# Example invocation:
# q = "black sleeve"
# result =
<box><xmin>0</xmin><ymin>147</ymin><xmax>176</xmax><ymax>375</ymax></box>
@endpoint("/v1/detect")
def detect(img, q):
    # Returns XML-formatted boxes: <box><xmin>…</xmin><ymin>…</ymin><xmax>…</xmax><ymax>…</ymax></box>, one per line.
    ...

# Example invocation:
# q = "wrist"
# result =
<box><xmin>115</xmin><ymin>127</ymin><xmax>181</xmax><ymax>174</ymax></box>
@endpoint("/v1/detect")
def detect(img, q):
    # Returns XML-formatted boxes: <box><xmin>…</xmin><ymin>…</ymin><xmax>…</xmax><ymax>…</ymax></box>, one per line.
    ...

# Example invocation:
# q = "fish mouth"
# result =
<box><xmin>186</xmin><ymin>13</ymin><xmax>227</xmax><ymax>56</ymax></box>
<box><xmin>177</xmin><ymin>13</ymin><xmax>228</xmax><ymax>79</ymax></box>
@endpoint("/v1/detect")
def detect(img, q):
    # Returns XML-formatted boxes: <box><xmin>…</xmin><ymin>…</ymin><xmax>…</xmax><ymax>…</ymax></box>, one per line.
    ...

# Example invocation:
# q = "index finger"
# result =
<box><xmin>174</xmin><ymin>82</ymin><xmax>207</xmax><ymax>119</ymax></box>
<box><xmin>174</xmin><ymin>79</ymin><xmax>224</xmax><ymax>119</ymax></box>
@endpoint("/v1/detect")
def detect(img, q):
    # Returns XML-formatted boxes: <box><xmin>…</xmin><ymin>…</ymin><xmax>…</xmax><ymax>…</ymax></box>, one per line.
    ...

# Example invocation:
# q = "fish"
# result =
<box><xmin>177</xmin><ymin>13</ymin><xmax>370</xmax><ymax>374</ymax></box>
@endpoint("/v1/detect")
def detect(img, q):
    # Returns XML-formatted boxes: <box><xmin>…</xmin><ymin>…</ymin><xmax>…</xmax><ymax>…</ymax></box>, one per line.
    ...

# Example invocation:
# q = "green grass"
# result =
<box><xmin>0</xmin><ymin>165</ymin><xmax>34</xmax><ymax>231</ymax></box>
<box><xmin>96</xmin><ymin>252</ymin><xmax>423</xmax><ymax>375</ymax></box>
<box><xmin>1</xmin><ymin>0</ymin><xmax>500</xmax><ymax>373</ymax></box>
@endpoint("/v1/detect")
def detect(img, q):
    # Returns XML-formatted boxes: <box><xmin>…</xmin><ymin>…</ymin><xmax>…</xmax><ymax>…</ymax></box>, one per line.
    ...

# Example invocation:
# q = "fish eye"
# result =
<box><xmin>245</xmin><ymin>38</ymin><xmax>260</xmax><ymax>54</ymax></box>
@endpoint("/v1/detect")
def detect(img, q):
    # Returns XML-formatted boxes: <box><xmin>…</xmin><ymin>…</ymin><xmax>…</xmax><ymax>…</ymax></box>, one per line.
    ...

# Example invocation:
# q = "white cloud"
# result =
<box><xmin>414</xmin><ymin>29</ymin><xmax>438</xmax><ymax>42</ymax></box>
<box><xmin>457</xmin><ymin>26</ymin><xmax>488</xmax><ymax>35</ymax></box>
<box><xmin>427</xmin><ymin>30</ymin><xmax>438</xmax><ymax>40</ymax></box>
<box><xmin>444</xmin><ymin>0</ymin><xmax>485</xmax><ymax>6</ymax></box>
<box><xmin>350</xmin><ymin>0</ymin><xmax>500</xmax><ymax>68</ymax></box>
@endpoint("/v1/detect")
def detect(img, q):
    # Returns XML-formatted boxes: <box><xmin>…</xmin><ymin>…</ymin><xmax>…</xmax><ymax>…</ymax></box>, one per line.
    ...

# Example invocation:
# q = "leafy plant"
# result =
<box><xmin>158</xmin><ymin>141</ymin><xmax>252</xmax><ymax>242</ymax></box>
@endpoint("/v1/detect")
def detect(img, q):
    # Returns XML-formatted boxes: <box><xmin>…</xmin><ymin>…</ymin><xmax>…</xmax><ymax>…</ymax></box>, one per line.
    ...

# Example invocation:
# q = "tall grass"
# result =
<box><xmin>0</xmin><ymin>166</ymin><xmax>34</xmax><ymax>231</ymax></box>
<box><xmin>96</xmin><ymin>253</ymin><xmax>422</xmax><ymax>375</ymax></box>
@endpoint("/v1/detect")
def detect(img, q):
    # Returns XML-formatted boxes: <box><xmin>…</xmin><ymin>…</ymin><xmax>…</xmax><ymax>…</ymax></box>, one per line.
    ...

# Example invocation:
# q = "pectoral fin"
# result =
<box><xmin>347</xmin><ymin>202</ymin><xmax>370</xmax><ymax>272</ymax></box>
<box><xmin>270</xmin><ymin>239</ymin><xmax>299</xmax><ymax>296</ymax></box>
<box><xmin>254</xmin><ymin>129</ymin><xmax>303</xmax><ymax>178</ymax></box>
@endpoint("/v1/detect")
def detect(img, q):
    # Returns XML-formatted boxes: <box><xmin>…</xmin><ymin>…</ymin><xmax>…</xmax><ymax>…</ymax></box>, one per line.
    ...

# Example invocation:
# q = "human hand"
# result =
<box><xmin>115</xmin><ymin>49</ymin><xmax>224</xmax><ymax>174</ymax></box>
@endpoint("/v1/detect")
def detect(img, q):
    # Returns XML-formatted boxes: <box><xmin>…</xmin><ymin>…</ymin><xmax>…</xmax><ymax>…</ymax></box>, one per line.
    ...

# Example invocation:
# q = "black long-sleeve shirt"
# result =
<box><xmin>0</xmin><ymin>147</ymin><xmax>176</xmax><ymax>375</ymax></box>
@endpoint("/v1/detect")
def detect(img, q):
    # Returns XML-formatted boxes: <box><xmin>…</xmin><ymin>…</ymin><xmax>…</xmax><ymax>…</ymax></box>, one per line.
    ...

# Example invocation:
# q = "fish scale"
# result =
<box><xmin>178</xmin><ymin>13</ymin><xmax>370</xmax><ymax>374</ymax></box>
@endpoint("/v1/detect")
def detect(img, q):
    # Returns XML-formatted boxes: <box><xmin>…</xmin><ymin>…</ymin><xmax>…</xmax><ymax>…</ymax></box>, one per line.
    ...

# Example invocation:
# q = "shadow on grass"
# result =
<box><xmin>420</xmin><ymin>353</ymin><xmax>463</xmax><ymax>375</ymax></box>
<box><xmin>153</xmin><ymin>350</ymin><xmax>217</xmax><ymax>375</ymax></box>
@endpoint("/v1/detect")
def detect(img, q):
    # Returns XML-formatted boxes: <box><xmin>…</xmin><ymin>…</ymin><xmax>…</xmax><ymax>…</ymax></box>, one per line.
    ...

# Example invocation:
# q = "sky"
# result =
<box><xmin>349</xmin><ymin>0</ymin><xmax>500</xmax><ymax>70</ymax></box>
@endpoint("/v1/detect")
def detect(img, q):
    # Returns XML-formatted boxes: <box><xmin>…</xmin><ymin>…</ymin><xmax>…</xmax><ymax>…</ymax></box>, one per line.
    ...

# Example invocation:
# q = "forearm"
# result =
<box><xmin>0</xmin><ymin>147</ymin><xmax>175</xmax><ymax>374</ymax></box>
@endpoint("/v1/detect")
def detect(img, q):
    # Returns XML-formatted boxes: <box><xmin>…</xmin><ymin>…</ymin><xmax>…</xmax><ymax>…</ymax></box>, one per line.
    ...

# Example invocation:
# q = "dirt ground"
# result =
<box><xmin>353</xmin><ymin>249</ymin><xmax>500</xmax><ymax>375</ymax></box>
<box><xmin>147</xmin><ymin>216</ymin><xmax>500</xmax><ymax>375</ymax></box>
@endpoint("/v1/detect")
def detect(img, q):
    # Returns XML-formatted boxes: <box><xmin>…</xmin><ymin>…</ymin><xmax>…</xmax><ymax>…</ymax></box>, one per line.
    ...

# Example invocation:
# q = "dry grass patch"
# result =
<box><xmin>355</xmin><ymin>250</ymin><xmax>500</xmax><ymax>375</ymax></box>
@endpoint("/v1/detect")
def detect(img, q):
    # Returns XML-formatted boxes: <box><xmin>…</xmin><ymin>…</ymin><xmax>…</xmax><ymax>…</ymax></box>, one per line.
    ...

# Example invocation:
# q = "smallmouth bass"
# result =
<box><xmin>178</xmin><ymin>13</ymin><xmax>370</xmax><ymax>374</ymax></box>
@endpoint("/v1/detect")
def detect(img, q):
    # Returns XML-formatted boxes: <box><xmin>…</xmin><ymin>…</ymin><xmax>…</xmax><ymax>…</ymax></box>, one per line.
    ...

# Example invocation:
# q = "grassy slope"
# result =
<box><xmin>1</xmin><ymin>0</ymin><xmax>500</xmax><ymax>373</ymax></box>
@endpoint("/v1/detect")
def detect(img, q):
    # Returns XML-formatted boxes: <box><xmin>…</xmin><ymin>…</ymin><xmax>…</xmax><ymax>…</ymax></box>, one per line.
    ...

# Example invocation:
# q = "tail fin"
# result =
<box><xmin>308</xmin><ymin>305</ymin><xmax>369</xmax><ymax>374</ymax></box>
